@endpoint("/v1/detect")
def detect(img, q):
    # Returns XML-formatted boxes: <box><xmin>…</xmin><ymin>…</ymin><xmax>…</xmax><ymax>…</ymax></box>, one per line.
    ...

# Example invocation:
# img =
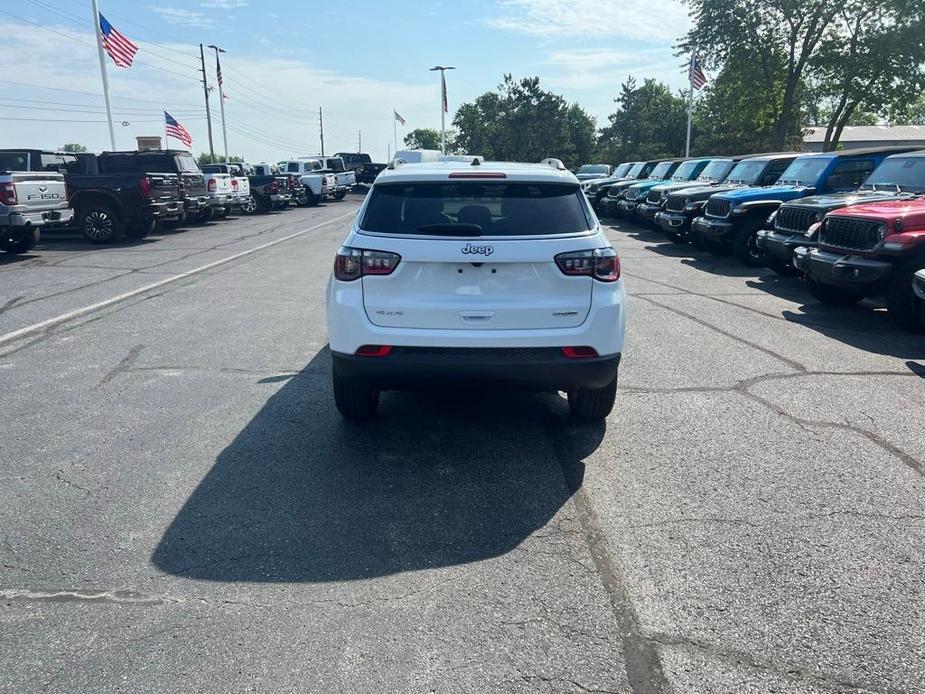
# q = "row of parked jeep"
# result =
<box><xmin>0</xmin><ymin>149</ymin><xmax>358</xmax><ymax>253</ymax></box>
<box><xmin>580</xmin><ymin>147</ymin><xmax>925</xmax><ymax>332</ymax></box>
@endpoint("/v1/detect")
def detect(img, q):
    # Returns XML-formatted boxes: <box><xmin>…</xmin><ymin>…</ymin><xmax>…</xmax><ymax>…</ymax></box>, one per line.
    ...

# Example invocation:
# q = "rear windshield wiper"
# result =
<box><xmin>416</xmin><ymin>223</ymin><xmax>482</xmax><ymax>236</ymax></box>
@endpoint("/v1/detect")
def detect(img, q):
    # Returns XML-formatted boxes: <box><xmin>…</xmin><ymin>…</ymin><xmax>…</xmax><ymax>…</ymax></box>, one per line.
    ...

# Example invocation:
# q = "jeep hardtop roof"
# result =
<box><xmin>738</xmin><ymin>152</ymin><xmax>798</xmax><ymax>161</ymax></box>
<box><xmin>375</xmin><ymin>160</ymin><xmax>579</xmax><ymax>184</ymax></box>
<box><xmin>792</xmin><ymin>146</ymin><xmax>921</xmax><ymax>159</ymax></box>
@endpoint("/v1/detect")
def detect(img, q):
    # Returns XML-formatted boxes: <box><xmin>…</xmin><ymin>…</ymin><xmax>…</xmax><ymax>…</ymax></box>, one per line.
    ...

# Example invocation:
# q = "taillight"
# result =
<box><xmin>355</xmin><ymin>345</ymin><xmax>393</xmax><ymax>357</ymax></box>
<box><xmin>207</xmin><ymin>178</ymin><xmax>216</xmax><ymax>192</ymax></box>
<box><xmin>555</xmin><ymin>248</ymin><xmax>620</xmax><ymax>282</ymax></box>
<box><xmin>322</xmin><ymin>176</ymin><xmax>329</xmax><ymax>186</ymax></box>
<box><xmin>562</xmin><ymin>346</ymin><xmax>599</xmax><ymax>358</ymax></box>
<box><xmin>0</xmin><ymin>182</ymin><xmax>18</xmax><ymax>206</ymax></box>
<box><xmin>138</xmin><ymin>176</ymin><xmax>154</xmax><ymax>199</ymax></box>
<box><xmin>231</xmin><ymin>179</ymin><xmax>238</xmax><ymax>190</ymax></box>
<box><xmin>334</xmin><ymin>246</ymin><xmax>401</xmax><ymax>281</ymax></box>
<box><xmin>269</xmin><ymin>180</ymin><xmax>279</xmax><ymax>193</ymax></box>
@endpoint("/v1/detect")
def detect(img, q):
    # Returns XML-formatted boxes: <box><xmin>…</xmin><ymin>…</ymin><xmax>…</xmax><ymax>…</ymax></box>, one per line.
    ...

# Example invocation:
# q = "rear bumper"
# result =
<box><xmin>793</xmin><ymin>247</ymin><xmax>894</xmax><ymax>288</ymax></box>
<box><xmin>142</xmin><ymin>200</ymin><xmax>182</xmax><ymax>219</ymax></box>
<box><xmin>205</xmin><ymin>193</ymin><xmax>232</xmax><ymax>209</ymax></box>
<box><xmin>270</xmin><ymin>193</ymin><xmax>291</xmax><ymax>202</ymax></box>
<box><xmin>332</xmin><ymin>348</ymin><xmax>621</xmax><ymax>391</ymax></box>
<box><xmin>184</xmin><ymin>196</ymin><xmax>208</xmax><ymax>212</ymax></box>
<box><xmin>756</xmin><ymin>229</ymin><xmax>814</xmax><ymax>262</ymax></box>
<box><xmin>3</xmin><ymin>207</ymin><xmax>73</xmax><ymax>227</ymax></box>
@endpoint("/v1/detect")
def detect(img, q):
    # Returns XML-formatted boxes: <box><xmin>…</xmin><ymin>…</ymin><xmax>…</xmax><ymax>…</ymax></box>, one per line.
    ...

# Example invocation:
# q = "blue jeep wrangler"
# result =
<box><xmin>692</xmin><ymin>147</ymin><xmax>912</xmax><ymax>266</ymax></box>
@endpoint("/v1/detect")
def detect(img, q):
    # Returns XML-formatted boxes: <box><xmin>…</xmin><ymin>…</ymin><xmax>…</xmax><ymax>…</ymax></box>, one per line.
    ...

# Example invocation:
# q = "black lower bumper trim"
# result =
<box><xmin>757</xmin><ymin>230</ymin><xmax>814</xmax><ymax>261</ymax></box>
<box><xmin>332</xmin><ymin>347</ymin><xmax>621</xmax><ymax>391</ymax></box>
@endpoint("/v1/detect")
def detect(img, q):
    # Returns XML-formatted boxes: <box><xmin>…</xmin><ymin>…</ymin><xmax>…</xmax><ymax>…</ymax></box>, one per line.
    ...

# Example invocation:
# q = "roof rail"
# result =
<box><xmin>387</xmin><ymin>158</ymin><xmax>405</xmax><ymax>170</ymax></box>
<box><xmin>540</xmin><ymin>157</ymin><xmax>567</xmax><ymax>171</ymax></box>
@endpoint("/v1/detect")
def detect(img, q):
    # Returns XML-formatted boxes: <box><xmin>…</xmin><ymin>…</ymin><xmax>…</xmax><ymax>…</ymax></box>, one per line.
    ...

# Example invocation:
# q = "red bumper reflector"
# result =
<box><xmin>355</xmin><ymin>345</ymin><xmax>393</xmax><ymax>357</ymax></box>
<box><xmin>562</xmin><ymin>346</ymin><xmax>599</xmax><ymax>358</ymax></box>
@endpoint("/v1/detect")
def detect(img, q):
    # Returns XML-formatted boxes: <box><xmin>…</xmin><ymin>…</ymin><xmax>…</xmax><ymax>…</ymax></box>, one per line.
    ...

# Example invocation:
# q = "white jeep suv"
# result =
<box><xmin>325</xmin><ymin>158</ymin><xmax>627</xmax><ymax>420</ymax></box>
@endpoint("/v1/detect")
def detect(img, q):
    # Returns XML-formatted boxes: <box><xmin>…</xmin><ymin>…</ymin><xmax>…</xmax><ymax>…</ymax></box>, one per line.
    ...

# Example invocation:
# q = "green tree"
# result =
<box><xmin>809</xmin><ymin>0</ymin><xmax>925</xmax><ymax>150</ymax></box>
<box><xmin>60</xmin><ymin>143</ymin><xmax>88</xmax><ymax>153</ymax></box>
<box><xmin>894</xmin><ymin>92</ymin><xmax>925</xmax><ymax>125</ymax></box>
<box><xmin>196</xmin><ymin>152</ymin><xmax>243</xmax><ymax>166</ymax></box>
<box><xmin>403</xmin><ymin>128</ymin><xmax>443</xmax><ymax>150</ymax></box>
<box><xmin>453</xmin><ymin>75</ymin><xmax>596</xmax><ymax>168</ymax></box>
<box><xmin>597</xmin><ymin>77</ymin><xmax>687</xmax><ymax>162</ymax></box>
<box><xmin>681</xmin><ymin>0</ymin><xmax>842</xmax><ymax>149</ymax></box>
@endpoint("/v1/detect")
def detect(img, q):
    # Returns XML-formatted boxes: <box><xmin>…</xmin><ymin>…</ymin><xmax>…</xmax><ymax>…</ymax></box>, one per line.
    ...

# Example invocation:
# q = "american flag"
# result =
<box><xmin>98</xmin><ymin>13</ymin><xmax>138</xmax><ymax>69</ymax></box>
<box><xmin>216</xmin><ymin>57</ymin><xmax>223</xmax><ymax>87</ymax></box>
<box><xmin>689</xmin><ymin>52</ymin><xmax>707</xmax><ymax>90</ymax></box>
<box><xmin>164</xmin><ymin>111</ymin><xmax>192</xmax><ymax>148</ymax></box>
<box><xmin>394</xmin><ymin>110</ymin><xmax>406</xmax><ymax>125</ymax></box>
<box><xmin>441</xmin><ymin>71</ymin><xmax>448</xmax><ymax>113</ymax></box>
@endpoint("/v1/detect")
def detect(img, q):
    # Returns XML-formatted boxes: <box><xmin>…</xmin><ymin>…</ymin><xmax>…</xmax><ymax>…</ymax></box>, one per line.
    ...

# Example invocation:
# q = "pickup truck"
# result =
<box><xmin>96</xmin><ymin>150</ymin><xmax>208</xmax><ymax>228</ymax></box>
<box><xmin>615</xmin><ymin>158</ymin><xmax>688</xmax><ymax>218</ymax></box>
<box><xmin>793</xmin><ymin>198</ymin><xmax>925</xmax><ymax>332</ymax></box>
<box><xmin>0</xmin><ymin>161</ymin><xmax>73</xmax><ymax>254</ymax></box>
<box><xmin>200</xmin><ymin>170</ymin><xmax>233</xmax><ymax>221</ymax></box>
<box><xmin>200</xmin><ymin>163</ymin><xmax>251</xmax><ymax>214</ymax></box>
<box><xmin>0</xmin><ymin>148</ymin><xmax>181</xmax><ymax>243</ymax></box>
<box><xmin>279</xmin><ymin>160</ymin><xmax>331</xmax><ymax>206</ymax></box>
<box><xmin>658</xmin><ymin>154</ymin><xmax>796</xmax><ymax>245</ymax></box>
<box><xmin>574</xmin><ymin>164</ymin><xmax>613</xmax><ymax>181</ymax></box>
<box><xmin>627</xmin><ymin>158</ymin><xmax>716</xmax><ymax>226</ymax></box>
<box><xmin>300</xmin><ymin>156</ymin><xmax>354</xmax><ymax>200</ymax></box>
<box><xmin>333</xmin><ymin>152</ymin><xmax>386</xmax><ymax>185</ymax></box>
<box><xmin>580</xmin><ymin>162</ymin><xmax>631</xmax><ymax>208</ymax></box>
<box><xmin>757</xmin><ymin>149</ymin><xmax>925</xmax><ymax>274</ymax></box>
<box><xmin>245</xmin><ymin>163</ymin><xmax>291</xmax><ymax>213</ymax></box>
<box><xmin>692</xmin><ymin>146</ymin><xmax>914</xmax><ymax>266</ymax></box>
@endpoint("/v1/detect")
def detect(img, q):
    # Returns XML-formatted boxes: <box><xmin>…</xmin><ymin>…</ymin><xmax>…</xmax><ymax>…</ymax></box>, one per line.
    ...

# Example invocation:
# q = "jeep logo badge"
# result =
<box><xmin>461</xmin><ymin>243</ymin><xmax>494</xmax><ymax>256</ymax></box>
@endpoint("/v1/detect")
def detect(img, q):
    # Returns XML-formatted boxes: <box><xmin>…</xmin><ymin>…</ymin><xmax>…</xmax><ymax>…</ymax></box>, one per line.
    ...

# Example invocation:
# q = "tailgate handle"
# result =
<box><xmin>460</xmin><ymin>311</ymin><xmax>494</xmax><ymax>323</ymax></box>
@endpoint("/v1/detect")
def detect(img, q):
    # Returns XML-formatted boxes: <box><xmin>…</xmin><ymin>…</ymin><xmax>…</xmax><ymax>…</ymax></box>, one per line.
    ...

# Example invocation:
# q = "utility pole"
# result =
<box><xmin>318</xmin><ymin>107</ymin><xmax>325</xmax><ymax>156</ymax></box>
<box><xmin>199</xmin><ymin>43</ymin><xmax>215</xmax><ymax>160</ymax></box>
<box><xmin>429</xmin><ymin>65</ymin><xmax>455</xmax><ymax>154</ymax></box>
<box><xmin>358</xmin><ymin>130</ymin><xmax>361</xmax><ymax>153</ymax></box>
<box><xmin>208</xmin><ymin>45</ymin><xmax>228</xmax><ymax>163</ymax></box>
<box><xmin>90</xmin><ymin>0</ymin><xmax>116</xmax><ymax>150</ymax></box>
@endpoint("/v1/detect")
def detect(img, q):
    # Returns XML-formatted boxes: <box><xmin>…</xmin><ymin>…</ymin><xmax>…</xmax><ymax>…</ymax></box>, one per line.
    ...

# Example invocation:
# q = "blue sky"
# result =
<box><xmin>0</xmin><ymin>0</ymin><xmax>690</xmax><ymax>162</ymax></box>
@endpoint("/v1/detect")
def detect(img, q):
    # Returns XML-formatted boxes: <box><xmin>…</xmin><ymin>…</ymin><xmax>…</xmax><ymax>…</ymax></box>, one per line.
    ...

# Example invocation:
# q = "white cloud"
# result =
<box><xmin>151</xmin><ymin>8</ymin><xmax>216</xmax><ymax>29</ymax></box>
<box><xmin>545</xmin><ymin>47</ymin><xmax>684</xmax><ymax>90</ymax></box>
<box><xmin>201</xmin><ymin>0</ymin><xmax>249</xmax><ymax>8</ymax></box>
<box><xmin>485</xmin><ymin>0</ymin><xmax>689</xmax><ymax>43</ymax></box>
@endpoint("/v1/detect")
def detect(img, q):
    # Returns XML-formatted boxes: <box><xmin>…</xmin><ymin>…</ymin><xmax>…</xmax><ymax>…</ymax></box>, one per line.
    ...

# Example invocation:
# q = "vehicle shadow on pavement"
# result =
<box><xmin>151</xmin><ymin>348</ymin><xmax>605</xmax><ymax>582</ymax></box>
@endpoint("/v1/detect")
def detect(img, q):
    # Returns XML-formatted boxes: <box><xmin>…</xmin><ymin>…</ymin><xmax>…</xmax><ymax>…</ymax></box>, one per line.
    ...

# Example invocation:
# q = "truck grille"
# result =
<box><xmin>775</xmin><ymin>206</ymin><xmax>816</xmax><ymax>234</ymax></box>
<box><xmin>820</xmin><ymin>217</ymin><xmax>883</xmax><ymax>251</ymax></box>
<box><xmin>705</xmin><ymin>198</ymin><xmax>732</xmax><ymax>218</ymax></box>
<box><xmin>625</xmin><ymin>188</ymin><xmax>640</xmax><ymax>201</ymax></box>
<box><xmin>665</xmin><ymin>194</ymin><xmax>686</xmax><ymax>213</ymax></box>
<box><xmin>646</xmin><ymin>189</ymin><xmax>662</xmax><ymax>204</ymax></box>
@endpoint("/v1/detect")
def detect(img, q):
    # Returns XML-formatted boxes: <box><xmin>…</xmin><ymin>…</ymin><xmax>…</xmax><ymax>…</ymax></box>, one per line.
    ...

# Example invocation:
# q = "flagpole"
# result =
<box><xmin>393</xmin><ymin>108</ymin><xmax>397</xmax><ymax>156</ymax></box>
<box><xmin>209</xmin><ymin>46</ymin><xmax>229</xmax><ymax>163</ymax></box>
<box><xmin>90</xmin><ymin>0</ymin><xmax>116</xmax><ymax>150</ymax></box>
<box><xmin>685</xmin><ymin>50</ymin><xmax>695</xmax><ymax>158</ymax></box>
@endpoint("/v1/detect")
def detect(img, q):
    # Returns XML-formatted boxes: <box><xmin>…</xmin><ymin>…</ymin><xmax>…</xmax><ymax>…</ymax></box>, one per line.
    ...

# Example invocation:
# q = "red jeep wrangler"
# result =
<box><xmin>793</xmin><ymin>198</ymin><xmax>925</xmax><ymax>332</ymax></box>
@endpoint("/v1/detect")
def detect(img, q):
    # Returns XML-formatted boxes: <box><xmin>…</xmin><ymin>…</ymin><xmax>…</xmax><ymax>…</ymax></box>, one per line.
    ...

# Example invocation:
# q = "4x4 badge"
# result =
<box><xmin>461</xmin><ymin>243</ymin><xmax>494</xmax><ymax>256</ymax></box>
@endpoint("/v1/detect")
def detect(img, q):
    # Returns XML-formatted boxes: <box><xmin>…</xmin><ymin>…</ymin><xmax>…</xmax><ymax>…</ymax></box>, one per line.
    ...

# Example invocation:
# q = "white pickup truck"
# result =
<box><xmin>202</xmin><ymin>163</ymin><xmax>252</xmax><ymax>213</ymax></box>
<box><xmin>0</xmin><ymin>167</ymin><xmax>74</xmax><ymax>254</ymax></box>
<box><xmin>200</xmin><ymin>171</ymin><xmax>234</xmax><ymax>221</ymax></box>
<box><xmin>299</xmin><ymin>156</ymin><xmax>355</xmax><ymax>200</ymax></box>
<box><xmin>280</xmin><ymin>160</ymin><xmax>332</xmax><ymax>206</ymax></box>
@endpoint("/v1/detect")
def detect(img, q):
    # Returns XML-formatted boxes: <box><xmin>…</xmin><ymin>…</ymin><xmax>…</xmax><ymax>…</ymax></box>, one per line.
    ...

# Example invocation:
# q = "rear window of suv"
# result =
<box><xmin>360</xmin><ymin>182</ymin><xmax>593</xmax><ymax>236</ymax></box>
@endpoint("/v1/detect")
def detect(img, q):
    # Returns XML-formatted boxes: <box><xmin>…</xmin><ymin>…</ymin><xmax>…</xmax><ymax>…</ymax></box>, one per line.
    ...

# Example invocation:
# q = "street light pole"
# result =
<box><xmin>429</xmin><ymin>65</ymin><xmax>455</xmax><ymax>154</ymax></box>
<box><xmin>208</xmin><ymin>45</ymin><xmax>228</xmax><ymax>163</ymax></box>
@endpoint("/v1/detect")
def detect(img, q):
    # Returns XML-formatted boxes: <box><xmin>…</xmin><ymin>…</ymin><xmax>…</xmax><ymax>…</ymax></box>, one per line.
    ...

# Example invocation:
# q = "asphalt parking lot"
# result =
<box><xmin>2</xmin><ymin>198</ymin><xmax>924</xmax><ymax>693</ymax></box>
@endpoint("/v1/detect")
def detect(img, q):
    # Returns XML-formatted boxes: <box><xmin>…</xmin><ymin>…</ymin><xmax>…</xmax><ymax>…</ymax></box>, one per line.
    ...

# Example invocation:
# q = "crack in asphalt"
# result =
<box><xmin>97</xmin><ymin>344</ymin><xmax>145</xmax><ymax>387</ymax></box>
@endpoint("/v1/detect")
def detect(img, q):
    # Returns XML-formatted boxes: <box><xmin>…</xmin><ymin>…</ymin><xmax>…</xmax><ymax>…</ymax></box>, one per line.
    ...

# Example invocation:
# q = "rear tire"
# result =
<box><xmin>333</xmin><ymin>372</ymin><xmax>380</xmax><ymax>421</ymax></box>
<box><xmin>76</xmin><ymin>202</ymin><xmax>123</xmax><ymax>244</ymax></box>
<box><xmin>885</xmin><ymin>262</ymin><xmax>925</xmax><ymax>333</ymax></box>
<box><xmin>567</xmin><ymin>373</ymin><xmax>618</xmax><ymax>421</ymax></box>
<box><xmin>240</xmin><ymin>195</ymin><xmax>257</xmax><ymax>215</ymax></box>
<box><xmin>334</xmin><ymin>190</ymin><xmax>346</xmax><ymax>201</ymax></box>
<box><xmin>125</xmin><ymin>218</ymin><xmax>155</xmax><ymax>239</ymax></box>
<box><xmin>807</xmin><ymin>278</ymin><xmax>863</xmax><ymax>306</ymax></box>
<box><xmin>197</xmin><ymin>207</ymin><xmax>214</xmax><ymax>223</ymax></box>
<box><xmin>295</xmin><ymin>190</ymin><xmax>310</xmax><ymax>207</ymax></box>
<box><xmin>1</xmin><ymin>225</ymin><xmax>39</xmax><ymax>254</ymax></box>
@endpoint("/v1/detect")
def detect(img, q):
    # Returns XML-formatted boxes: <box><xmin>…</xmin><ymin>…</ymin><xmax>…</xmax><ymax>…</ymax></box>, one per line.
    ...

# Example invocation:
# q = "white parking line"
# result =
<box><xmin>0</xmin><ymin>211</ymin><xmax>355</xmax><ymax>348</ymax></box>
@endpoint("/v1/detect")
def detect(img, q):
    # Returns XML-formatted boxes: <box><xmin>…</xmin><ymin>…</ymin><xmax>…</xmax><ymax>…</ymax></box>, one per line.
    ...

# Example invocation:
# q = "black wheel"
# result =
<box><xmin>241</xmin><ymin>194</ymin><xmax>257</xmax><ymax>215</ymax></box>
<box><xmin>294</xmin><ymin>190</ymin><xmax>310</xmax><ymax>207</ymax></box>
<box><xmin>77</xmin><ymin>203</ymin><xmax>123</xmax><ymax>243</ymax></box>
<box><xmin>197</xmin><ymin>207</ymin><xmax>214</xmax><ymax>223</ymax></box>
<box><xmin>567</xmin><ymin>373</ymin><xmax>618</xmax><ymax>420</ymax></box>
<box><xmin>333</xmin><ymin>372</ymin><xmax>379</xmax><ymax>420</ymax></box>
<box><xmin>765</xmin><ymin>254</ymin><xmax>798</xmax><ymax>276</ymax></box>
<box><xmin>733</xmin><ymin>224</ymin><xmax>765</xmax><ymax>267</ymax></box>
<box><xmin>885</xmin><ymin>262</ymin><xmax>925</xmax><ymax>333</ymax></box>
<box><xmin>308</xmin><ymin>190</ymin><xmax>320</xmax><ymax>207</ymax></box>
<box><xmin>334</xmin><ymin>190</ymin><xmax>346</xmax><ymax>201</ymax></box>
<box><xmin>1</xmin><ymin>225</ymin><xmax>39</xmax><ymax>254</ymax></box>
<box><xmin>125</xmin><ymin>218</ymin><xmax>155</xmax><ymax>239</ymax></box>
<box><xmin>255</xmin><ymin>195</ymin><xmax>271</xmax><ymax>214</ymax></box>
<box><xmin>806</xmin><ymin>278</ymin><xmax>863</xmax><ymax>306</ymax></box>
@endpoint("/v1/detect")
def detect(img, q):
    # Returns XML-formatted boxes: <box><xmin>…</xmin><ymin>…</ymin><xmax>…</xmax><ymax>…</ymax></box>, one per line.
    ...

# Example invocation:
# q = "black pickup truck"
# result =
<box><xmin>333</xmin><ymin>152</ymin><xmax>386</xmax><ymax>185</ymax></box>
<box><xmin>245</xmin><ymin>163</ymin><xmax>291</xmax><ymax>212</ymax></box>
<box><xmin>0</xmin><ymin>149</ymin><xmax>183</xmax><ymax>243</ymax></box>
<box><xmin>96</xmin><ymin>150</ymin><xmax>208</xmax><ymax>227</ymax></box>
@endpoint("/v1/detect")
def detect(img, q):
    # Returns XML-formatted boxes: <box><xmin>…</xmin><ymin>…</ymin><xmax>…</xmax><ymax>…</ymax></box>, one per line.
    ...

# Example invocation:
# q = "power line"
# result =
<box><xmin>0</xmin><ymin>79</ymin><xmax>203</xmax><ymax>108</ymax></box>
